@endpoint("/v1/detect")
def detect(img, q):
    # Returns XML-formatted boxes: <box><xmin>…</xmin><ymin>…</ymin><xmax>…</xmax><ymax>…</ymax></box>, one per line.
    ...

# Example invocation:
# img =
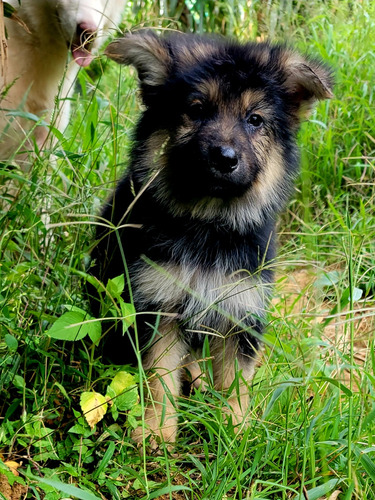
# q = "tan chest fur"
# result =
<box><xmin>131</xmin><ymin>261</ymin><xmax>271</xmax><ymax>333</ymax></box>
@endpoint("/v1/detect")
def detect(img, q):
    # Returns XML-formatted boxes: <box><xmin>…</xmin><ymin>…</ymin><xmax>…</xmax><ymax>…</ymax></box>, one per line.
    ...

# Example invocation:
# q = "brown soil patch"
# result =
<box><xmin>0</xmin><ymin>474</ymin><xmax>27</xmax><ymax>500</ymax></box>
<box><xmin>273</xmin><ymin>267</ymin><xmax>375</xmax><ymax>387</ymax></box>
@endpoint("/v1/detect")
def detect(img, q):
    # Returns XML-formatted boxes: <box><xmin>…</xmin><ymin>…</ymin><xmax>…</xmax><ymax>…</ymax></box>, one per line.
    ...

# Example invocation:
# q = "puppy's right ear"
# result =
<box><xmin>105</xmin><ymin>30</ymin><xmax>172</xmax><ymax>87</ymax></box>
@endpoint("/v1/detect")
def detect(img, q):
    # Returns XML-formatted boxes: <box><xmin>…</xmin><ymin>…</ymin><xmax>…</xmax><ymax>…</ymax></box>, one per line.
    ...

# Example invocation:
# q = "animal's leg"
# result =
<box><xmin>133</xmin><ymin>325</ymin><xmax>186</xmax><ymax>447</ymax></box>
<box><xmin>211</xmin><ymin>337</ymin><xmax>258</xmax><ymax>426</ymax></box>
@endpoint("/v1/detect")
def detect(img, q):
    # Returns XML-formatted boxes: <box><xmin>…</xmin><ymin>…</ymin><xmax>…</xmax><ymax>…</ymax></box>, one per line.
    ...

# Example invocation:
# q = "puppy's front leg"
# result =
<box><xmin>211</xmin><ymin>338</ymin><xmax>258</xmax><ymax>427</ymax></box>
<box><xmin>133</xmin><ymin>326</ymin><xmax>186</xmax><ymax>447</ymax></box>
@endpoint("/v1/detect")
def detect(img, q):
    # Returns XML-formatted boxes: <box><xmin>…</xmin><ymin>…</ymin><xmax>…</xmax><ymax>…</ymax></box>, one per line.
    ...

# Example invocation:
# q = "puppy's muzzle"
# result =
<box><xmin>209</xmin><ymin>145</ymin><xmax>238</xmax><ymax>174</ymax></box>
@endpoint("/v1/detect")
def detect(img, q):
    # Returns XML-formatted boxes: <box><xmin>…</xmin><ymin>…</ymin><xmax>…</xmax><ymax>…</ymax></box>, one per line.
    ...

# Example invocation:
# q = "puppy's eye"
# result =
<box><xmin>247</xmin><ymin>114</ymin><xmax>264</xmax><ymax>128</ymax></box>
<box><xmin>187</xmin><ymin>100</ymin><xmax>204</xmax><ymax>120</ymax></box>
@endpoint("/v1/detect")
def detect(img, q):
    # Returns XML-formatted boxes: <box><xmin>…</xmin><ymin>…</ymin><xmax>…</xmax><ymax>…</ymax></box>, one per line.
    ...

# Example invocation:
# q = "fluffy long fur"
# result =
<box><xmin>89</xmin><ymin>30</ymin><xmax>333</xmax><ymax>445</ymax></box>
<box><xmin>0</xmin><ymin>0</ymin><xmax>125</xmax><ymax>167</ymax></box>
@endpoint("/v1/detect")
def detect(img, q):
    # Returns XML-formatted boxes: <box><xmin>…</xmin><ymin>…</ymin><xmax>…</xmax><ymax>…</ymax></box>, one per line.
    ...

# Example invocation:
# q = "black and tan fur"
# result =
<box><xmin>89</xmin><ymin>30</ymin><xmax>333</xmax><ymax>445</ymax></box>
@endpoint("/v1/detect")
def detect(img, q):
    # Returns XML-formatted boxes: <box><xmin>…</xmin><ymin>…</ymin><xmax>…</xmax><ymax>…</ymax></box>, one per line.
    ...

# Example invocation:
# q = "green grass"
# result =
<box><xmin>1</xmin><ymin>0</ymin><xmax>375</xmax><ymax>498</ymax></box>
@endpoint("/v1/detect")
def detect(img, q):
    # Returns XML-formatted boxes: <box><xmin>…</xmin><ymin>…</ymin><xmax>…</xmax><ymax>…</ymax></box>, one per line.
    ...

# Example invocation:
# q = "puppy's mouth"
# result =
<box><xmin>70</xmin><ymin>23</ymin><xmax>97</xmax><ymax>67</ymax></box>
<box><xmin>165</xmin><ymin>161</ymin><xmax>251</xmax><ymax>201</ymax></box>
<box><xmin>204</xmin><ymin>173</ymin><xmax>251</xmax><ymax>199</ymax></box>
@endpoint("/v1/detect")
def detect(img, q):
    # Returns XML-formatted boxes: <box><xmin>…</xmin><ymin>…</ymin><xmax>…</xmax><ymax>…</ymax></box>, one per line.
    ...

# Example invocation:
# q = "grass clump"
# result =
<box><xmin>1</xmin><ymin>1</ymin><xmax>375</xmax><ymax>498</ymax></box>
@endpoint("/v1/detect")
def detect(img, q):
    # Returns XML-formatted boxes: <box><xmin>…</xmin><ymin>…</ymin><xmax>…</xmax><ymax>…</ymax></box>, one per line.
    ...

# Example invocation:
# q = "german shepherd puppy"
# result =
<box><xmin>89</xmin><ymin>30</ymin><xmax>332</xmax><ymax>445</ymax></box>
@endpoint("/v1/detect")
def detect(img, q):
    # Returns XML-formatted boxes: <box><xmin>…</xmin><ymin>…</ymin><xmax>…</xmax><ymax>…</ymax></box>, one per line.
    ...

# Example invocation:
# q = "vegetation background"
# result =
<box><xmin>0</xmin><ymin>0</ymin><xmax>374</xmax><ymax>498</ymax></box>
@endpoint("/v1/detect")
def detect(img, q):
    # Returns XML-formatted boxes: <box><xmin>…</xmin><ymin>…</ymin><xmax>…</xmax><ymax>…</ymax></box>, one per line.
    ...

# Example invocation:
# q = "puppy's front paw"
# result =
<box><xmin>221</xmin><ymin>397</ymin><xmax>249</xmax><ymax>434</ymax></box>
<box><xmin>132</xmin><ymin>411</ymin><xmax>178</xmax><ymax>450</ymax></box>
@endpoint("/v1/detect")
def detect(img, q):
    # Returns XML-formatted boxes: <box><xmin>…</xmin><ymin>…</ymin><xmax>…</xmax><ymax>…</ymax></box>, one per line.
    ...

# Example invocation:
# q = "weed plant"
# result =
<box><xmin>0</xmin><ymin>1</ymin><xmax>375</xmax><ymax>498</ymax></box>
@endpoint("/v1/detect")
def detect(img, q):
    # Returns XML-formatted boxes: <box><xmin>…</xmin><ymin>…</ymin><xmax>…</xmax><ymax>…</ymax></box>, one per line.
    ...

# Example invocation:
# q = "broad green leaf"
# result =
<box><xmin>47</xmin><ymin>311</ymin><xmax>100</xmax><ymax>342</ymax></box>
<box><xmin>128</xmin><ymin>404</ymin><xmax>142</xmax><ymax>429</ymax></box>
<box><xmin>120</xmin><ymin>301</ymin><xmax>136</xmax><ymax>329</ymax></box>
<box><xmin>80</xmin><ymin>391</ymin><xmax>108</xmax><ymax>429</ymax></box>
<box><xmin>61</xmin><ymin>304</ymin><xmax>87</xmax><ymax>314</ymax></box>
<box><xmin>5</xmin><ymin>334</ymin><xmax>18</xmax><ymax>351</ymax></box>
<box><xmin>109</xmin><ymin>394</ymin><xmax>119</xmax><ymax>421</ymax></box>
<box><xmin>106</xmin><ymin>386</ymin><xmax>117</xmax><ymax>404</ymax></box>
<box><xmin>12</xmin><ymin>375</ymin><xmax>25</xmax><ymax>389</ymax></box>
<box><xmin>61</xmin><ymin>305</ymin><xmax>102</xmax><ymax>344</ymax></box>
<box><xmin>68</xmin><ymin>421</ymin><xmax>95</xmax><ymax>438</ymax></box>
<box><xmin>107</xmin><ymin>275</ymin><xmax>125</xmax><ymax>297</ymax></box>
<box><xmin>68</xmin><ymin>423</ymin><xmax>87</xmax><ymax>435</ymax></box>
<box><xmin>47</xmin><ymin>311</ymin><xmax>87</xmax><ymax>341</ymax></box>
<box><xmin>88</xmin><ymin>323</ymin><xmax>101</xmax><ymax>345</ymax></box>
<box><xmin>27</xmin><ymin>474</ymin><xmax>101</xmax><ymax>500</ymax></box>
<box><xmin>116</xmin><ymin>386</ymin><xmax>139</xmax><ymax>411</ymax></box>
<box><xmin>61</xmin><ymin>462</ymin><xmax>79</xmax><ymax>477</ymax></box>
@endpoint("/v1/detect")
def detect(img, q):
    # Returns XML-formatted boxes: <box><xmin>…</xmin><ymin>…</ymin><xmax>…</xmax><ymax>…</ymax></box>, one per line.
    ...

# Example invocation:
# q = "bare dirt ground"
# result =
<box><xmin>274</xmin><ymin>268</ymin><xmax>375</xmax><ymax>387</ymax></box>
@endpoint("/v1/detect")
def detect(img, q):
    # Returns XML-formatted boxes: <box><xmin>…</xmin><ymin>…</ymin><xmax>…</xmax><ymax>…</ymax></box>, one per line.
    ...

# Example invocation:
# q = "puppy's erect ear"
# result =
<box><xmin>282</xmin><ymin>52</ymin><xmax>333</xmax><ymax>118</ymax></box>
<box><xmin>105</xmin><ymin>30</ymin><xmax>172</xmax><ymax>87</ymax></box>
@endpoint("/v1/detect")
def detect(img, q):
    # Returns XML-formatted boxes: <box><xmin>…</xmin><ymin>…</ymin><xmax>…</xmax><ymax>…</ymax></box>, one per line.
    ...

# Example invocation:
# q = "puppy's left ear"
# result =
<box><xmin>283</xmin><ymin>53</ymin><xmax>334</xmax><ymax>119</ymax></box>
<box><xmin>105</xmin><ymin>30</ymin><xmax>172</xmax><ymax>87</ymax></box>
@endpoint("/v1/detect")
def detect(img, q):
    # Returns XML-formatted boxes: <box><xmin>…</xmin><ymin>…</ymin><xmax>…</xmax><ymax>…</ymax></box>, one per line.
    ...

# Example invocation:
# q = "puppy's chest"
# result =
<box><xmin>126</xmin><ymin>210</ymin><xmax>274</xmax><ymax>329</ymax></box>
<box><xmin>130</xmin><ymin>261</ymin><xmax>271</xmax><ymax>327</ymax></box>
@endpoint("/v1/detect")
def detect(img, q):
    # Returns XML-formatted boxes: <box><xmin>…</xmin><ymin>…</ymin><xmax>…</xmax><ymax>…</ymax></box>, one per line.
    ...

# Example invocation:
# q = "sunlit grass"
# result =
<box><xmin>0</xmin><ymin>1</ymin><xmax>374</xmax><ymax>498</ymax></box>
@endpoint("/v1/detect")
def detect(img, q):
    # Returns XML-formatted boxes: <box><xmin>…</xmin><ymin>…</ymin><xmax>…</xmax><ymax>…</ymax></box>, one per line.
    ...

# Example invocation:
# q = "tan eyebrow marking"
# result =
<box><xmin>195</xmin><ymin>79</ymin><xmax>221</xmax><ymax>103</ymax></box>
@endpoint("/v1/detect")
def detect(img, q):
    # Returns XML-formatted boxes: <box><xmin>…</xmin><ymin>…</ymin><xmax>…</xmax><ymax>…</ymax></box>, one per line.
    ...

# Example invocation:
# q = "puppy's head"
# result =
<box><xmin>106</xmin><ymin>31</ymin><xmax>333</xmax><ymax>229</ymax></box>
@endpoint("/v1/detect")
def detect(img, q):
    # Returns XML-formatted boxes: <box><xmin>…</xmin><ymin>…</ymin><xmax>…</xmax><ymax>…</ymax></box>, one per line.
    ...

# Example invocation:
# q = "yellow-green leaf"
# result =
<box><xmin>106</xmin><ymin>371</ymin><xmax>139</xmax><ymax>411</ymax></box>
<box><xmin>109</xmin><ymin>371</ymin><xmax>135</xmax><ymax>395</ymax></box>
<box><xmin>80</xmin><ymin>391</ymin><xmax>108</xmax><ymax>429</ymax></box>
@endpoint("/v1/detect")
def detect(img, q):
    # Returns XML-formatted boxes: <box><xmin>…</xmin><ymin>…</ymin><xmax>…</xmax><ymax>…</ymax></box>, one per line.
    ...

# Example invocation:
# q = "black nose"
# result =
<box><xmin>209</xmin><ymin>146</ymin><xmax>238</xmax><ymax>173</ymax></box>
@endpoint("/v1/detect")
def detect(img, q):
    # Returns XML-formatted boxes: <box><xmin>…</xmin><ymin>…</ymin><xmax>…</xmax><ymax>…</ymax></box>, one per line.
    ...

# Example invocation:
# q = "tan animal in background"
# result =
<box><xmin>0</xmin><ymin>0</ymin><xmax>126</xmax><ymax>168</ymax></box>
